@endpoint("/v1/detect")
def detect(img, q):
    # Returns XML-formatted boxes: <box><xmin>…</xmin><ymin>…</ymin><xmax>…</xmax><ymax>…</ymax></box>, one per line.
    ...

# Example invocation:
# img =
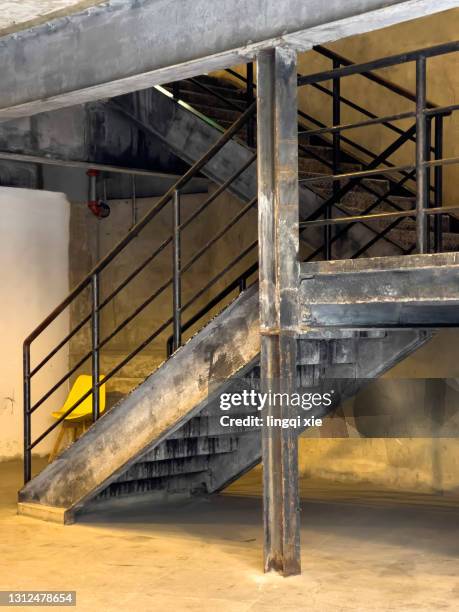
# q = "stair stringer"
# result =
<box><xmin>198</xmin><ymin>329</ymin><xmax>432</xmax><ymax>494</ymax></box>
<box><xmin>113</xmin><ymin>88</ymin><xmax>404</xmax><ymax>259</ymax></box>
<box><xmin>18</xmin><ymin>285</ymin><xmax>261</xmax><ymax>519</ymax></box>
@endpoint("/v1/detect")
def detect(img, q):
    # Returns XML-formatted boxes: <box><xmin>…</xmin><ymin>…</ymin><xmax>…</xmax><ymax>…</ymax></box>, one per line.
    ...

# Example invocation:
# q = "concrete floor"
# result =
<box><xmin>1</xmin><ymin>460</ymin><xmax>459</xmax><ymax>611</ymax></box>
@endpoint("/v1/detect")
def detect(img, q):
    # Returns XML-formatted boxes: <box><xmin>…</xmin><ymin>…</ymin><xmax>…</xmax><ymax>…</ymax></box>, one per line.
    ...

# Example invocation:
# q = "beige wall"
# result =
<box><xmin>0</xmin><ymin>188</ymin><xmax>70</xmax><ymax>459</ymax></box>
<box><xmin>68</xmin><ymin>187</ymin><xmax>257</xmax><ymax>396</ymax></box>
<box><xmin>212</xmin><ymin>11</ymin><xmax>459</xmax><ymax>494</ymax></box>
<box><xmin>298</xmin><ymin>8</ymin><xmax>459</xmax><ymax>208</ymax></box>
<box><xmin>215</xmin><ymin>8</ymin><xmax>459</xmax><ymax>207</ymax></box>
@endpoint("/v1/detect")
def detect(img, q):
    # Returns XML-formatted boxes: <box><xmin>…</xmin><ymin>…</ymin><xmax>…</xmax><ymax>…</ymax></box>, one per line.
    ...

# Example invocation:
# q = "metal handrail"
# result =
<box><xmin>225</xmin><ymin>62</ymin><xmax>427</xmax><ymax>198</ymax></box>
<box><xmin>299</xmin><ymin>41</ymin><xmax>459</xmax><ymax>87</ymax></box>
<box><xmin>23</xmin><ymin>101</ymin><xmax>257</xmax><ymax>483</ymax></box>
<box><xmin>23</xmin><ymin>102</ymin><xmax>255</xmax><ymax>347</ymax></box>
<box><xmin>23</xmin><ymin>40</ymin><xmax>458</xmax><ymax>483</ymax></box>
<box><xmin>312</xmin><ymin>45</ymin><xmax>438</xmax><ymax>108</ymax></box>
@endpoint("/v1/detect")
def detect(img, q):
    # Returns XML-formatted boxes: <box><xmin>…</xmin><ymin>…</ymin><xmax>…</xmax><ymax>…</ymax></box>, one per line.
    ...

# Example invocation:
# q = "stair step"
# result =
<box><xmin>298</xmin><ymin>158</ymin><xmax>360</xmax><ymax>175</ymax></box>
<box><xmin>304</xmin><ymin>174</ymin><xmax>392</xmax><ymax>196</ymax></box>
<box><xmin>191</xmin><ymin>76</ymin><xmax>245</xmax><ymax>96</ymax></box>
<box><xmin>185</xmin><ymin>102</ymin><xmax>242</xmax><ymax>122</ymax></box>
<box><xmin>299</xmin><ymin>143</ymin><xmax>334</xmax><ymax>162</ymax></box>
<box><xmin>97</xmin><ymin>472</ymin><xmax>208</xmax><ymax>499</ymax></box>
<box><xmin>387</xmin><ymin>229</ymin><xmax>459</xmax><ymax>250</ymax></box>
<box><xmin>338</xmin><ymin>191</ymin><xmax>414</xmax><ymax>213</ymax></box>
<box><xmin>163</xmin><ymin>86</ymin><xmax>244</xmax><ymax>110</ymax></box>
<box><xmin>141</xmin><ymin>436</ymin><xmax>238</xmax><ymax>461</ymax></box>
<box><xmin>166</xmin><ymin>77</ymin><xmax>245</xmax><ymax>98</ymax></box>
<box><xmin>115</xmin><ymin>456</ymin><xmax>212</xmax><ymax>483</ymax></box>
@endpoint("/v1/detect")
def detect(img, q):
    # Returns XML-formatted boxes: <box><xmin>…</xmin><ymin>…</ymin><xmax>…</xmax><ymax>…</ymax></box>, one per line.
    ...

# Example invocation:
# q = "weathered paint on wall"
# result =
<box><xmin>215</xmin><ymin>9</ymin><xmax>459</xmax><ymax>209</ymax></box>
<box><xmin>0</xmin><ymin>187</ymin><xmax>70</xmax><ymax>459</ymax></box>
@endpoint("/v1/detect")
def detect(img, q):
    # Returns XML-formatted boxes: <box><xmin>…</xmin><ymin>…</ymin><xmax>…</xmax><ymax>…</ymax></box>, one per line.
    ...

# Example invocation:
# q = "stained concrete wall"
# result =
<box><xmin>297</xmin><ymin>8</ymin><xmax>459</xmax><ymax>209</ymax></box>
<box><xmin>215</xmin><ymin>8</ymin><xmax>459</xmax><ymax>208</ymax></box>
<box><xmin>68</xmin><ymin>187</ymin><xmax>257</xmax><ymax>397</ymax></box>
<box><xmin>0</xmin><ymin>187</ymin><xmax>70</xmax><ymax>459</ymax></box>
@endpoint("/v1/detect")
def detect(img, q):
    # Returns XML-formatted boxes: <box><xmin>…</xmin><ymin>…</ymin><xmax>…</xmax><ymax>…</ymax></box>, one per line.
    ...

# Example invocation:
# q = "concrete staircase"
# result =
<box><xmin>18</xmin><ymin>284</ymin><xmax>430</xmax><ymax>520</ymax></box>
<box><xmin>161</xmin><ymin>75</ymin><xmax>459</xmax><ymax>254</ymax></box>
<box><xmin>17</xmin><ymin>73</ymin><xmax>458</xmax><ymax>522</ymax></box>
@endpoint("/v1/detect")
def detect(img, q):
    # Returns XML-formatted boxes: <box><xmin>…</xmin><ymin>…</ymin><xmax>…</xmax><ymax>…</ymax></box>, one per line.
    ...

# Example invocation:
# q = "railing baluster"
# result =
<box><xmin>91</xmin><ymin>273</ymin><xmax>100</xmax><ymax>422</ymax></box>
<box><xmin>326</xmin><ymin>57</ymin><xmax>340</xmax><ymax>260</ymax></box>
<box><xmin>173</xmin><ymin>190</ymin><xmax>182</xmax><ymax>351</ymax></box>
<box><xmin>426</xmin><ymin>116</ymin><xmax>432</xmax><ymax>253</ymax></box>
<box><xmin>247</xmin><ymin>62</ymin><xmax>255</xmax><ymax>148</ymax></box>
<box><xmin>434</xmin><ymin>115</ymin><xmax>444</xmax><ymax>253</ymax></box>
<box><xmin>415</xmin><ymin>55</ymin><xmax>428</xmax><ymax>254</ymax></box>
<box><xmin>23</xmin><ymin>343</ymin><xmax>31</xmax><ymax>483</ymax></box>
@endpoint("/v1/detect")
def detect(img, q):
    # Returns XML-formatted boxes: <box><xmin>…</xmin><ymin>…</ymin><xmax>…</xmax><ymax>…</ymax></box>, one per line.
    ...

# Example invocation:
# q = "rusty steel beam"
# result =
<box><xmin>1</xmin><ymin>0</ymin><xmax>455</xmax><ymax>121</ymax></box>
<box><xmin>257</xmin><ymin>46</ymin><xmax>301</xmax><ymax>577</ymax></box>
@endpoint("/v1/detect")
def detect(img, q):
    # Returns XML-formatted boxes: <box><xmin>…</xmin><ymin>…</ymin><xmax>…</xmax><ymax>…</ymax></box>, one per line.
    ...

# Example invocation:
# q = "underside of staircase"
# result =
<box><xmin>20</xmin><ymin>248</ymin><xmax>459</xmax><ymax>522</ymax></box>
<box><xmin>18</xmin><ymin>280</ymin><xmax>432</xmax><ymax>523</ymax></box>
<box><xmin>14</xmin><ymin>33</ymin><xmax>459</xmax><ymax>580</ymax></box>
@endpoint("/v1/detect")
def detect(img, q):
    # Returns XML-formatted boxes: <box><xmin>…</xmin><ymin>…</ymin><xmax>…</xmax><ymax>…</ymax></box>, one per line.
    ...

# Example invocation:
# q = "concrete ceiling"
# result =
<box><xmin>1</xmin><ymin>0</ymin><xmax>457</xmax><ymax>123</ymax></box>
<box><xmin>0</xmin><ymin>0</ymin><xmax>103</xmax><ymax>34</ymax></box>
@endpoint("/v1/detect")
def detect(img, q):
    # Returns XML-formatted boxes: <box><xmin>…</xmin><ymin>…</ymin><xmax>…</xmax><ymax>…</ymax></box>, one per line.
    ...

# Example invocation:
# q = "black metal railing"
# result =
<box><xmin>297</xmin><ymin>40</ymin><xmax>459</xmax><ymax>257</ymax></box>
<box><xmin>23</xmin><ymin>40</ymin><xmax>459</xmax><ymax>483</ymax></box>
<box><xmin>23</xmin><ymin>102</ymin><xmax>258</xmax><ymax>483</ymax></box>
<box><xmin>224</xmin><ymin>42</ymin><xmax>458</xmax><ymax>258</ymax></box>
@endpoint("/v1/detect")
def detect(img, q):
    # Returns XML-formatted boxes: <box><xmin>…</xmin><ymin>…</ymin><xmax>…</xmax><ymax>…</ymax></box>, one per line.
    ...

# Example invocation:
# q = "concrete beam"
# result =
<box><xmin>0</xmin><ymin>0</ymin><xmax>456</xmax><ymax>121</ymax></box>
<box><xmin>18</xmin><ymin>286</ymin><xmax>260</xmax><ymax>515</ymax></box>
<box><xmin>300</xmin><ymin>253</ymin><xmax>459</xmax><ymax>328</ymax></box>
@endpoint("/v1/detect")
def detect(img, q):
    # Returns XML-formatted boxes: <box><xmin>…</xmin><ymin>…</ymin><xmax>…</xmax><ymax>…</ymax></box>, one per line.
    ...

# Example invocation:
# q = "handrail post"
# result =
<box><xmin>91</xmin><ymin>273</ymin><xmax>100</xmax><ymax>422</ymax></box>
<box><xmin>173</xmin><ymin>190</ymin><xmax>182</xmax><ymax>351</ymax></box>
<box><xmin>23</xmin><ymin>343</ymin><xmax>31</xmax><ymax>483</ymax></box>
<box><xmin>326</xmin><ymin>57</ymin><xmax>340</xmax><ymax>260</ymax></box>
<box><xmin>434</xmin><ymin>114</ymin><xmax>444</xmax><ymax>253</ymax></box>
<box><xmin>247</xmin><ymin>62</ymin><xmax>255</xmax><ymax>148</ymax></box>
<box><xmin>415</xmin><ymin>55</ymin><xmax>428</xmax><ymax>253</ymax></box>
<box><xmin>426</xmin><ymin>115</ymin><xmax>432</xmax><ymax>253</ymax></box>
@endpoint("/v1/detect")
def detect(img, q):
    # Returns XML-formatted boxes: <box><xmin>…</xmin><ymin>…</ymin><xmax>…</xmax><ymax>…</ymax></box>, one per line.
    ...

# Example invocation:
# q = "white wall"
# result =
<box><xmin>0</xmin><ymin>187</ymin><xmax>69</xmax><ymax>459</ymax></box>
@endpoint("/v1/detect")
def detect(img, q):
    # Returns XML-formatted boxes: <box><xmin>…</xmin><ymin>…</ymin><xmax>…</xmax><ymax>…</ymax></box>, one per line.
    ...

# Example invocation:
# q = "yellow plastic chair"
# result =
<box><xmin>49</xmin><ymin>375</ymin><xmax>106</xmax><ymax>462</ymax></box>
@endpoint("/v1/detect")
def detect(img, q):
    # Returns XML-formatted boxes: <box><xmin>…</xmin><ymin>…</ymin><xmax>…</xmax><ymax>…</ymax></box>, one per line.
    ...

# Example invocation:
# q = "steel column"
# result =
<box><xmin>91</xmin><ymin>273</ymin><xmax>100</xmax><ymax>422</ymax></box>
<box><xmin>173</xmin><ymin>190</ymin><xmax>182</xmax><ymax>351</ymax></box>
<box><xmin>257</xmin><ymin>46</ymin><xmax>301</xmax><ymax>577</ymax></box>
<box><xmin>23</xmin><ymin>344</ymin><xmax>31</xmax><ymax>483</ymax></box>
<box><xmin>416</xmin><ymin>56</ymin><xmax>428</xmax><ymax>253</ymax></box>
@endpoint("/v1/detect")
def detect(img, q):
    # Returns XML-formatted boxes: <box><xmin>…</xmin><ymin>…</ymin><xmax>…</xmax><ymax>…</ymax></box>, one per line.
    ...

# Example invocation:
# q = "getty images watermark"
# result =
<box><xmin>219</xmin><ymin>389</ymin><xmax>334</xmax><ymax>429</ymax></box>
